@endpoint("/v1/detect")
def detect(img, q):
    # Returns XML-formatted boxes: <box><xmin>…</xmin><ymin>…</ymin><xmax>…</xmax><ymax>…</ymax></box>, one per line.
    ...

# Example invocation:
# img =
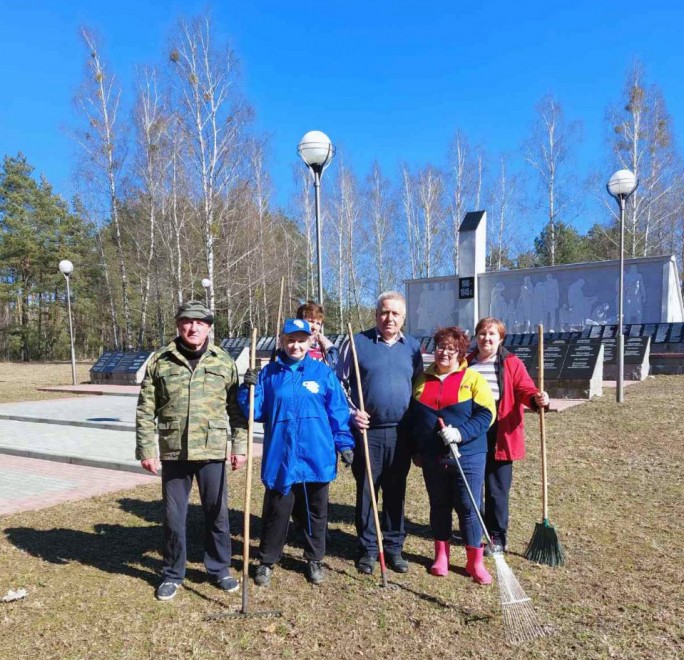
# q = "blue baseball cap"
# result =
<box><xmin>281</xmin><ymin>318</ymin><xmax>312</xmax><ymax>335</ymax></box>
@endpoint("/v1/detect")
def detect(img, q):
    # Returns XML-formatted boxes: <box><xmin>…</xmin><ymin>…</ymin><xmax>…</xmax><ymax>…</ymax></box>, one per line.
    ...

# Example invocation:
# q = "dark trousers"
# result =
<box><xmin>259</xmin><ymin>482</ymin><xmax>329</xmax><ymax>564</ymax></box>
<box><xmin>161</xmin><ymin>460</ymin><xmax>231</xmax><ymax>583</ymax></box>
<box><xmin>484</xmin><ymin>425</ymin><xmax>514</xmax><ymax>546</ymax></box>
<box><xmin>422</xmin><ymin>452</ymin><xmax>486</xmax><ymax>547</ymax></box>
<box><xmin>351</xmin><ymin>426</ymin><xmax>411</xmax><ymax>556</ymax></box>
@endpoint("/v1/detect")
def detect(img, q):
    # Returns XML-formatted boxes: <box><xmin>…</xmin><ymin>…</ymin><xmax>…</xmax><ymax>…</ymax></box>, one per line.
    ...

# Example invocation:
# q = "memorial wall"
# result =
<box><xmin>406</xmin><ymin>256</ymin><xmax>683</xmax><ymax>336</ymax></box>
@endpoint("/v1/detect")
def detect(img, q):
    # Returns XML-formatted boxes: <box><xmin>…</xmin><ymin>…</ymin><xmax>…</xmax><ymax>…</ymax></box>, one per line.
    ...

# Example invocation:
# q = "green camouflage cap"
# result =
<box><xmin>175</xmin><ymin>300</ymin><xmax>214</xmax><ymax>324</ymax></box>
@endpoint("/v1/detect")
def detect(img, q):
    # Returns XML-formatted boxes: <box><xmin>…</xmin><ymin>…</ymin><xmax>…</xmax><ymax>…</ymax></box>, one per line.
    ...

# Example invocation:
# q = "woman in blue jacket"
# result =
<box><xmin>238</xmin><ymin>318</ymin><xmax>354</xmax><ymax>587</ymax></box>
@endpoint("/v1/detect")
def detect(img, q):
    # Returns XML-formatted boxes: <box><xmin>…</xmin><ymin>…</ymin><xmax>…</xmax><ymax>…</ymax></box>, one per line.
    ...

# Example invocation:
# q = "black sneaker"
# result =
<box><xmin>305</xmin><ymin>560</ymin><xmax>325</xmax><ymax>585</ymax></box>
<box><xmin>254</xmin><ymin>564</ymin><xmax>273</xmax><ymax>587</ymax></box>
<box><xmin>355</xmin><ymin>554</ymin><xmax>376</xmax><ymax>575</ymax></box>
<box><xmin>155</xmin><ymin>581</ymin><xmax>180</xmax><ymax>601</ymax></box>
<box><xmin>386</xmin><ymin>553</ymin><xmax>409</xmax><ymax>573</ymax></box>
<box><xmin>216</xmin><ymin>575</ymin><xmax>240</xmax><ymax>593</ymax></box>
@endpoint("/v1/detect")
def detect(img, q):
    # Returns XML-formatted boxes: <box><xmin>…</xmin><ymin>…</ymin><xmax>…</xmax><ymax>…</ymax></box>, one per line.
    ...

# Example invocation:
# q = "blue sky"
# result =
<box><xmin>1</xmin><ymin>1</ymin><xmax>683</xmax><ymax>232</ymax></box>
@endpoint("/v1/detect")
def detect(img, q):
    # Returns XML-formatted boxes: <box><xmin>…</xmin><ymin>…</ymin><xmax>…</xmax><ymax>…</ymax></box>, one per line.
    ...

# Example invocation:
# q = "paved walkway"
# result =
<box><xmin>38</xmin><ymin>384</ymin><xmax>140</xmax><ymax>397</ymax></box>
<box><xmin>0</xmin><ymin>393</ymin><xmax>264</xmax><ymax>516</ymax></box>
<box><xmin>0</xmin><ymin>454</ymin><xmax>155</xmax><ymax>516</ymax></box>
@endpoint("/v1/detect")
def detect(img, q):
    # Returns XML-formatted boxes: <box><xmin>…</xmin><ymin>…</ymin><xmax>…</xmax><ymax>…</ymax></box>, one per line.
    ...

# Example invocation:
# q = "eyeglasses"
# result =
<box><xmin>435</xmin><ymin>345</ymin><xmax>458</xmax><ymax>355</ymax></box>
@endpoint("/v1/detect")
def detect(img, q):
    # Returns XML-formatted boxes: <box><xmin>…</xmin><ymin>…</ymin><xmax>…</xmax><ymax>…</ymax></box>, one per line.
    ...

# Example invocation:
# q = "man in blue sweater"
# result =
<box><xmin>337</xmin><ymin>291</ymin><xmax>423</xmax><ymax>574</ymax></box>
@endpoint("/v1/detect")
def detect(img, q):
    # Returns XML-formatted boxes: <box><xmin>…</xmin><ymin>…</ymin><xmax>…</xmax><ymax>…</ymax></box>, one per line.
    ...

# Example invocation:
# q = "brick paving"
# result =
<box><xmin>0</xmin><ymin>454</ymin><xmax>156</xmax><ymax>516</ymax></box>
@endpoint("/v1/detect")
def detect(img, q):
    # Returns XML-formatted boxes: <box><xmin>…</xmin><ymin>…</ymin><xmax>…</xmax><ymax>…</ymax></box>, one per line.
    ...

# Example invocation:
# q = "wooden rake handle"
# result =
<box><xmin>537</xmin><ymin>324</ymin><xmax>549</xmax><ymax>522</ymax></box>
<box><xmin>241</xmin><ymin>326</ymin><xmax>258</xmax><ymax>614</ymax></box>
<box><xmin>347</xmin><ymin>322</ymin><xmax>388</xmax><ymax>588</ymax></box>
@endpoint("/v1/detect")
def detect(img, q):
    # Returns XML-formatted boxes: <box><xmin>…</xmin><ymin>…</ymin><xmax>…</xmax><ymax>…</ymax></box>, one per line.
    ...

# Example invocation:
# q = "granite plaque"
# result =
<box><xmin>559</xmin><ymin>339</ymin><xmax>602</xmax><ymax>379</ymax></box>
<box><xmin>642</xmin><ymin>324</ymin><xmax>658</xmax><ymax>341</ymax></box>
<box><xmin>589</xmin><ymin>325</ymin><xmax>603</xmax><ymax>339</ymax></box>
<box><xmin>602</xmin><ymin>325</ymin><xmax>618</xmax><ymax>339</ymax></box>
<box><xmin>624</xmin><ymin>337</ymin><xmax>650</xmax><ymax>362</ymax></box>
<box><xmin>654</xmin><ymin>324</ymin><xmax>670</xmax><ymax>343</ymax></box>
<box><xmin>509</xmin><ymin>345</ymin><xmax>538</xmax><ymax>375</ymax></box>
<box><xmin>225</xmin><ymin>346</ymin><xmax>244</xmax><ymax>360</ymax></box>
<box><xmin>459</xmin><ymin>277</ymin><xmax>475</xmax><ymax>299</ymax></box>
<box><xmin>602</xmin><ymin>338</ymin><xmax>617</xmax><ymax>364</ymax></box>
<box><xmin>669</xmin><ymin>322</ymin><xmax>683</xmax><ymax>343</ymax></box>
<box><xmin>112</xmin><ymin>351</ymin><xmax>150</xmax><ymax>373</ymax></box>
<box><xmin>629</xmin><ymin>324</ymin><xmax>643</xmax><ymax>338</ymax></box>
<box><xmin>100</xmin><ymin>351</ymin><xmax>126</xmax><ymax>374</ymax></box>
<box><xmin>90</xmin><ymin>351</ymin><xmax>114</xmax><ymax>374</ymax></box>
<box><xmin>543</xmin><ymin>341</ymin><xmax>570</xmax><ymax>379</ymax></box>
<box><xmin>580</xmin><ymin>328</ymin><xmax>591</xmax><ymax>339</ymax></box>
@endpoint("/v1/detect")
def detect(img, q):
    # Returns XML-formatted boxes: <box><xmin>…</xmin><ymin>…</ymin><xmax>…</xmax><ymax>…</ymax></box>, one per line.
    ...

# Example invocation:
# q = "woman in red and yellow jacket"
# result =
<box><xmin>466</xmin><ymin>317</ymin><xmax>549</xmax><ymax>555</ymax></box>
<box><xmin>410</xmin><ymin>326</ymin><xmax>496</xmax><ymax>584</ymax></box>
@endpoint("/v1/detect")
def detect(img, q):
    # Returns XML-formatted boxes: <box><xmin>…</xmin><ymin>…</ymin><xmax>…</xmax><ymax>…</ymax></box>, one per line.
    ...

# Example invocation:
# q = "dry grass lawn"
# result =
<box><xmin>0</xmin><ymin>361</ymin><xmax>94</xmax><ymax>403</ymax></box>
<box><xmin>0</xmin><ymin>365</ymin><xmax>682</xmax><ymax>658</ymax></box>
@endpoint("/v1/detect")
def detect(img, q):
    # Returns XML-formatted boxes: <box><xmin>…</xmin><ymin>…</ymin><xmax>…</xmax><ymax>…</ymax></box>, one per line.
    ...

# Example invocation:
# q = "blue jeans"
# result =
<box><xmin>421</xmin><ymin>451</ymin><xmax>486</xmax><ymax>547</ymax></box>
<box><xmin>161</xmin><ymin>460</ymin><xmax>231</xmax><ymax>582</ymax></box>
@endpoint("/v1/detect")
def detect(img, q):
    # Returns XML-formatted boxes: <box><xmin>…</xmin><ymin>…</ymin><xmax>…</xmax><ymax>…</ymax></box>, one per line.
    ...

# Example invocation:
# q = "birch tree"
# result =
<box><xmin>607</xmin><ymin>61</ymin><xmax>684</xmax><ymax>258</ymax></box>
<box><xmin>364</xmin><ymin>162</ymin><xmax>396</xmax><ymax>293</ymax></box>
<box><xmin>133</xmin><ymin>68</ymin><xmax>168</xmax><ymax>346</ymax></box>
<box><xmin>75</xmin><ymin>28</ymin><xmax>133</xmax><ymax>348</ymax></box>
<box><xmin>402</xmin><ymin>164</ymin><xmax>446</xmax><ymax>279</ymax></box>
<box><xmin>169</xmin><ymin>15</ymin><xmax>250</xmax><ymax>317</ymax></box>
<box><xmin>401</xmin><ymin>164</ymin><xmax>421</xmax><ymax>279</ymax></box>
<box><xmin>523</xmin><ymin>95</ymin><xmax>581</xmax><ymax>266</ymax></box>
<box><xmin>447</xmin><ymin>131</ymin><xmax>480</xmax><ymax>273</ymax></box>
<box><xmin>487</xmin><ymin>155</ymin><xmax>520</xmax><ymax>271</ymax></box>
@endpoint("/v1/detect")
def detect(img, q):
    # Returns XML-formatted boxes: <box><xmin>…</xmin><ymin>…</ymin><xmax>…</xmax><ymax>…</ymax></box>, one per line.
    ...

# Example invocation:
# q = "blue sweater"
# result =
<box><xmin>338</xmin><ymin>328</ymin><xmax>423</xmax><ymax>427</ymax></box>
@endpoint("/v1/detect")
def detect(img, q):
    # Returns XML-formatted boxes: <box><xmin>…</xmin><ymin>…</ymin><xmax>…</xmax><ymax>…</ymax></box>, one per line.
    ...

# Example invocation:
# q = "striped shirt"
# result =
<box><xmin>469</xmin><ymin>356</ymin><xmax>500</xmax><ymax>402</ymax></box>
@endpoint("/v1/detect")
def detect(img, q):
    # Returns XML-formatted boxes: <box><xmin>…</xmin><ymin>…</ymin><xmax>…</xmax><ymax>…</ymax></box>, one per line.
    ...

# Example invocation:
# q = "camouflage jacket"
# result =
<box><xmin>135</xmin><ymin>340</ymin><xmax>248</xmax><ymax>461</ymax></box>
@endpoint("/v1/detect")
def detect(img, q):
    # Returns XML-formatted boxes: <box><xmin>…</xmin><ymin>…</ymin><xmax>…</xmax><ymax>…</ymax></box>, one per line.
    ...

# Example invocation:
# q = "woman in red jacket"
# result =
<box><xmin>466</xmin><ymin>317</ymin><xmax>549</xmax><ymax>555</ymax></box>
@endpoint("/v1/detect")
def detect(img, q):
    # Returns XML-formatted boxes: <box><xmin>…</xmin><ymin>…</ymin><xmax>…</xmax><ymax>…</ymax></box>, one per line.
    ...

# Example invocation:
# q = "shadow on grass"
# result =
<box><xmin>4</xmin><ymin>523</ymin><xmax>162</xmax><ymax>587</ymax></box>
<box><xmin>3</xmin><ymin>497</ymin><xmax>266</xmax><ymax>588</ymax></box>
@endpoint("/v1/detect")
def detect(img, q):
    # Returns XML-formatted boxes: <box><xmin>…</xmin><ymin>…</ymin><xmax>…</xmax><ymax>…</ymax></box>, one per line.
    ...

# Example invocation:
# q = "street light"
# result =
<box><xmin>606</xmin><ymin>168</ymin><xmax>638</xmax><ymax>404</ymax></box>
<box><xmin>298</xmin><ymin>130</ymin><xmax>335</xmax><ymax>305</ymax></box>
<box><xmin>58</xmin><ymin>259</ymin><xmax>77</xmax><ymax>386</ymax></box>
<box><xmin>201</xmin><ymin>278</ymin><xmax>211</xmax><ymax>306</ymax></box>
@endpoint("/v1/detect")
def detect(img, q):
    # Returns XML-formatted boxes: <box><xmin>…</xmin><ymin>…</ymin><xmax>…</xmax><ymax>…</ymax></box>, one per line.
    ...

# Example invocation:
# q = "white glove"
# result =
<box><xmin>439</xmin><ymin>424</ymin><xmax>462</xmax><ymax>445</ymax></box>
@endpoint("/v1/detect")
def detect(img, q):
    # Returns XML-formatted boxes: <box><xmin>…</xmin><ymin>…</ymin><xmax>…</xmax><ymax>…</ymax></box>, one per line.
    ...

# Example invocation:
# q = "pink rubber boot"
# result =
<box><xmin>430</xmin><ymin>540</ymin><xmax>450</xmax><ymax>576</ymax></box>
<box><xmin>465</xmin><ymin>545</ymin><xmax>492</xmax><ymax>585</ymax></box>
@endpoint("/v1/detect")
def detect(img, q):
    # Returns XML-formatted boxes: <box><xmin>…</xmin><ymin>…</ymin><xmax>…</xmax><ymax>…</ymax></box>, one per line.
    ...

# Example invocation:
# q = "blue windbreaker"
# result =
<box><xmin>237</xmin><ymin>353</ymin><xmax>354</xmax><ymax>494</ymax></box>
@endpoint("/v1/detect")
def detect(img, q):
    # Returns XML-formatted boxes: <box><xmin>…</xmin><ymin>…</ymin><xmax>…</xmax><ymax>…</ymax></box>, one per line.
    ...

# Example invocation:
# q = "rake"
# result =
<box><xmin>206</xmin><ymin>327</ymin><xmax>282</xmax><ymax>620</ymax></box>
<box><xmin>524</xmin><ymin>324</ymin><xmax>565</xmax><ymax>567</ymax></box>
<box><xmin>347</xmin><ymin>323</ymin><xmax>389</xmax><ymax>588</ymax></box>
<box><xmin>439</xmin><ymin>418</ymin><xmax>550</xmax><ymax>644</ymax></box>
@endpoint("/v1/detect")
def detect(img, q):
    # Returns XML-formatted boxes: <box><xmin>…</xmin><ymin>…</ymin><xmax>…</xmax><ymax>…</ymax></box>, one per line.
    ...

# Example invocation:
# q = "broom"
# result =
<box><xmin>524</xmin><ymin>324</ymin><xmax>565</xmax><ymax>567</ymax></box>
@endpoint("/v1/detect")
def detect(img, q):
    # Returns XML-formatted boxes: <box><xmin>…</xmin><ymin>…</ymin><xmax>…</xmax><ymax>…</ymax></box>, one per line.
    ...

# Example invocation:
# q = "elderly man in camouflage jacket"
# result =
<box><xmin>136</xmin><ymin>301</ymin><xmax>248</xmax><ymax>601</ymax></box>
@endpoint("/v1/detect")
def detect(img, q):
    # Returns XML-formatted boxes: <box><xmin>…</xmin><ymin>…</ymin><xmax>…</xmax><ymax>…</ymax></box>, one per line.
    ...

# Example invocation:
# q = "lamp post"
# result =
<box><xmin>58</xmin><ymin>259</ymin><xmax>77</xmax><ymax>386</ymax></box>
<box><xmin>201</xmin><ymin>278</ymin><xmax>211</xmax><ymax>306</ymax></box>
<box><xmin>606</xmin><ymin>169</ymin><xmax>638</xmax><ymax>404</ymax></box>
<box><xmin>298</xmin><ymin>130</ymin><xmax>335</xmax><ymax>305</ymax></box>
